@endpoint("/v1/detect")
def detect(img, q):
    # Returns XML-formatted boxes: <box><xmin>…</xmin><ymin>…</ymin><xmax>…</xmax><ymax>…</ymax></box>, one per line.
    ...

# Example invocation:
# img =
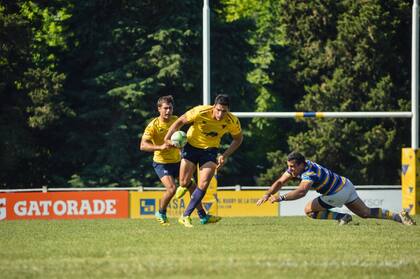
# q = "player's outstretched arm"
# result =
<box><xmin>269</xmin><ymin>181</ymin><xmax>311</xmax><ymax>203</ymax></box>
<box><xmin>217</xmin><ymin>132</ymin><xmax>243</xmax><ymax>170</ymax></box>
<box><xmin>164</xmin><ymin>115</ymin><xmax>188</xmax><ymax>143</ymax></box>
<box><xmin>140</xmin><ymin>138</ymin><xmax>171</xmax><ymax>152</ymax></box>
<box><xmin>256</xmin><ymin>172</ymin><xmax>291</xmax><ymax>206</ymax></box>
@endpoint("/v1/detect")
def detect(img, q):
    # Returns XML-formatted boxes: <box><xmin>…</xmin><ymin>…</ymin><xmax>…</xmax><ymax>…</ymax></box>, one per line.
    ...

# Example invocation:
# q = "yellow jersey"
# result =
<box><xmin>142</xmin><ymin>116</ymin><xmax>180</xmax><ymax>163</ymax></box>
<box><xmin>184</xmin><ymin>105</ymin><xmax>241</xmax><ymax>149</ymax></box>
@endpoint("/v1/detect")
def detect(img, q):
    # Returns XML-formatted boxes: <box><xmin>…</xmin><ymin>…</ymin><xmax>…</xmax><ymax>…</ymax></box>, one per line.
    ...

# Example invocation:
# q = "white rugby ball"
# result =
<box><xmin>171</xmin><ymin>131</ymin><xmax>187</xmax><ymax>148</ymax></box>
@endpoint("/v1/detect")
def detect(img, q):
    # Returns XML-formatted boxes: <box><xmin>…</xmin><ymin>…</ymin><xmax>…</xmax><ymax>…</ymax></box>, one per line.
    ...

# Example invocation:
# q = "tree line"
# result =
<box><xmin>0</xmin><ymin>0</ymin><xmax>413</xmax><ymax>189</ymax></box>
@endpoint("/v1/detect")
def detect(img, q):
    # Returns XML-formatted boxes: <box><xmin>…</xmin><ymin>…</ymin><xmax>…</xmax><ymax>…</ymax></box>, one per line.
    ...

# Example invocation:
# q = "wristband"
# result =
<box><xmin>279</xmin><ymin>194</ymin><xmax>287</xmax><ymax>201</ymax></box>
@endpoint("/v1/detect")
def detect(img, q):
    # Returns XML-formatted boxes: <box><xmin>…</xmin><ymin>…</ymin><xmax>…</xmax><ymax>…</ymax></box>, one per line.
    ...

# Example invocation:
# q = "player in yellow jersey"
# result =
<box><xmin>164</xmin><ymin>94</ymin><xmax>243</xmax><ymax>227</ymax></box>
<box><xmin>140</xmin><ymin>96</ymin><xmax>207</xmax><ymax>225</ymax></box>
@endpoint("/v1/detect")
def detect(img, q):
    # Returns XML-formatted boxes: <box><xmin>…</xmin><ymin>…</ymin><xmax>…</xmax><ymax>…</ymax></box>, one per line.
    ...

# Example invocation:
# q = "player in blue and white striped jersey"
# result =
<box><xmin>257</xmin><ymin>151</ymin><xmax>416</xmax><ymax>226</ymax></box>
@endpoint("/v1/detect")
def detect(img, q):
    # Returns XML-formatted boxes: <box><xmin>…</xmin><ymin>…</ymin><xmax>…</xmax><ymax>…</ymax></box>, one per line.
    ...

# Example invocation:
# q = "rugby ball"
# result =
<box><xmin>171</xmin><ymin>131</ymin><xmax>187</xmax><ymax>148</ymax></box>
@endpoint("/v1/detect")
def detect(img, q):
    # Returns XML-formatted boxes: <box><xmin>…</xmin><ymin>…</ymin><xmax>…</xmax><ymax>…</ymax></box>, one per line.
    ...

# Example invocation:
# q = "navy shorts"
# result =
<box><xmin>152</xmin><ymin>162</ymin><xmax>180</xmax><ymax>179</ymax></box>
<box><xmin>181</xmin><ymin>143</ymin><xmax>218</xmax><ymax>166</ymax></box>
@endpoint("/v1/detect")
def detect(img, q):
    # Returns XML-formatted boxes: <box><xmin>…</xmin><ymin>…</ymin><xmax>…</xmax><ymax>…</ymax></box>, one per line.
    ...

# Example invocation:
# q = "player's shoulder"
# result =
<box><xmin>224</xmin><ymin>112</ymin><xmax>240</xmax><ymax>127</ymax></box>
<box><xmin>145</xmin><ymin>117</ymin><xmax>160</xmax><ymax>129</ymax></box>
<box><xmin>302</xmin><ymin>161</ymin><xmax>316</xmax><ymax>176</ymax></box>
<box><xmin>188</xmin><ymin>105</ymin><xmax>212</xmax><ymax>116</ymax></box>
<box><xmin>197</xmin><ymin>105</ymin><xmax>213</xmax><ymax>113</ymax></box>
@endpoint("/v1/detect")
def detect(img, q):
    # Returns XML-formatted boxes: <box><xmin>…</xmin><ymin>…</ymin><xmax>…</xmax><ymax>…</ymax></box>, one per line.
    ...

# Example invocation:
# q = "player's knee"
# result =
<box><xmin>358</xmin><ymin>209</ymin><xmax>370</xmax><ymax>219</ymax></box>
<box><xmin>197</xmin><ymin>181</ymin><xmax>210</xmax><ymax>191</ymax></box>
<box><xmin>304</xmin><ymin>203</ymin><xmax>312</xmax><ymax>215</ymax></box>
<box><xmin>304</xmin><ymin>206</ymin><xmax>316</xmax><ymax>219</ymax></box>
<box><xmin>305</xmin><ymin>211</ymin><xmax>317</xmax><ymax>219</ymax></box>
<box><xmin>167</xmin><ymin>186</ymin><xmax>176</xmax><ymax>196</ymax></box>
<box><xmin>179</xmin><ymin>178</ymin><xmax>191</xmax><ymax>188</ymax></box>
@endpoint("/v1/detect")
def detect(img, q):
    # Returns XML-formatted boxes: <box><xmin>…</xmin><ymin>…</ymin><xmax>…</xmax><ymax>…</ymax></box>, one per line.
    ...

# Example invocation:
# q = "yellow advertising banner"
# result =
<box><xmin>130</xmin><ymin>192</ymin><xmax>190</xmax><ymax>219</ymax></box>
<box><xmin>401</xmin><ymin>148</ymin><xmax>420</xmax><ymax>214</ymax></box>
<box><xmin>217</xmin><ymin>191</ymin><xmax>278</xmax><ymax>217</ymax></box>
<box><xmin>129</xmin><ymin>190</ymin><xmax>219</xmax><ymax>219</ymax></box>
<box><xmin>129</xmin><ymin>190</ymin><xmax>278</xmax><ymax>218</ymax></box>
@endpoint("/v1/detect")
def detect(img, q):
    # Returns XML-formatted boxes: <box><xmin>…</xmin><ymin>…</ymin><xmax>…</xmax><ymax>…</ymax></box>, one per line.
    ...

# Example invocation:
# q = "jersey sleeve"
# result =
<box><xmin>301</xmin><ymin>171</ymin><xmax>317</xmax><ymax>182</ymax></box>
<box><xmin>142</xmin><ymin>121</ymin><xmax>154</xmax><ymax>141</ymax></box>
<box><xmin>228</xmin><ymin>116</ymin><xmax>242</xmax><ymax>136</ymax></box>
<box><xmin>184</xmin><ymin>106</ymin><xmax>200</xmax><ymax>123</ymax></box>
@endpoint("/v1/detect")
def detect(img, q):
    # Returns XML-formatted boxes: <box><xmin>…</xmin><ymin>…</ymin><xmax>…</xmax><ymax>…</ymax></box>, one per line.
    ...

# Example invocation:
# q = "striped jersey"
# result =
<box><xmin>184</xmin><ymin>105</ymin><xmax>241</xmax><ymax>149</ymax></box>
<box><xmin>288</xmin><ymin>160</ymin><xmax>347</xmax><ymax>195</ymax></box>
<box><xmin>142</xmin><ymin>116</ymin><xmax>180</xmax><ymax>163</ymax></box>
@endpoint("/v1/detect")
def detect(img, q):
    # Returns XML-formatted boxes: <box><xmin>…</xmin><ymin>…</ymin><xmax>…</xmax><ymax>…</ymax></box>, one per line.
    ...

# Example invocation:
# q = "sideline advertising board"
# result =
<box><xmin>217</xmin><ymin>191</ymin><xmax>278</xmax><ymax>217</ymax></box>
<box><xmin>0</xmin><ymin>191</ymin><xmax>129</xmax><ymax>221</ymax></box>
<box><xmin>130</xmin><ymin>192</ymin><xmax>218</xmax><ymax>218</ymax></box>
<box><xmin>130</xmin><ymin>192</ymin><xmax>192</xmax><ymax>218</ymax></box>
<box><xmin>130</xmin><ymin>190</ymin><xmax>278</xmax><ymax>218</ymax></box>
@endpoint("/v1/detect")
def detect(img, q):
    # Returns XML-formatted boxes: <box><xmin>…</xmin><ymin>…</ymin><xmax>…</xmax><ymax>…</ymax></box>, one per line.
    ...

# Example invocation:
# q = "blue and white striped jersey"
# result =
<box><xmin>288</xmin><ymin>160</ymin><xmax>347</xmax><ymax>195</ymax></box>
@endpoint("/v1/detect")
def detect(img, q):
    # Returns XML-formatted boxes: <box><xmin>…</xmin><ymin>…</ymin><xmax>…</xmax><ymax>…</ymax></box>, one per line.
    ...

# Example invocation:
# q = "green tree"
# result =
<box><xmin>57</xmin><ymin>0</ymin><xmax>254</xmax><ymax>187</ymax></box>
<box><xmin>259</xmin><ymin>1</ymin><xmax>411</xmax><ymax>185</ymax></box>
<box><xmin>0</xmin><ymin>1</ymin><xmax>72</xmax><ymax>188</ymax></box>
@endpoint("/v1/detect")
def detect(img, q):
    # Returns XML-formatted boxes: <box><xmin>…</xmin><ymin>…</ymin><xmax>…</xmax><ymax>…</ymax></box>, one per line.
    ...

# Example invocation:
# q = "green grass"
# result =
<box><xmin>1</xmin><ymin>216</ymin><xmax>419</xmax><ymax>278</ymax></box>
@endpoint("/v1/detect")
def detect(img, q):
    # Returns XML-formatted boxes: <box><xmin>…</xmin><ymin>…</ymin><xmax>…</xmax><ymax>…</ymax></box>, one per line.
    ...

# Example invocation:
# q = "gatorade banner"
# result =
<box><xmin>217</xmin><ymin>191</ymin><xmax>278</xmax><ymax>217</ymax></box>
<box><xmin>0</xmin><ymin>191</ymin><xmax>129</xmax><ymax>221</ymax></box>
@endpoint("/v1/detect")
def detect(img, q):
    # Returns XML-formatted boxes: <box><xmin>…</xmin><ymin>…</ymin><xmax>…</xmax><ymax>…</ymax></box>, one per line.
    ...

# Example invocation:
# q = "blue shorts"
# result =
<box><xmin>152</xmin><ymin>162</ymin><xmax>180</xmax><ymax>179</ymax></box>
<box><xmin>181</xmin><ymin>143</ymin><xmax>218</xmax><ymax>166</ymax></box>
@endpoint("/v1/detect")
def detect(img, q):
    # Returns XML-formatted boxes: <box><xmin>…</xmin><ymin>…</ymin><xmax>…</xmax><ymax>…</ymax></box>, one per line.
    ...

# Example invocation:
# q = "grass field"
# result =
<box><xmin>1</xmin><ymin>216</ymin><xmax>419</xmax><ymax>279</ymax></box>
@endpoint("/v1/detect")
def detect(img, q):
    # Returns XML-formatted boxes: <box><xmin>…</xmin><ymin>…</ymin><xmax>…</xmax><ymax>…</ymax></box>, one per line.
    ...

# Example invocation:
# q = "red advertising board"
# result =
<box><xmin>0</xmin><ymin>191</ymin><xmax>129</xmax><ymax>221</ymax></box>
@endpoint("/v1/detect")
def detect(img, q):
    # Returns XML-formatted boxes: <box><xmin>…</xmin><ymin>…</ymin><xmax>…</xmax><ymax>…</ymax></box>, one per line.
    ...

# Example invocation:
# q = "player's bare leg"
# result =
<box><xmin>304</xmin><ymin>198</ymin><xmax>352</xmax><ymax>225</ymax></box>
<box><xmin>155</xmin><ymin>175</ymin><xmax>176</xmax><ymax>225</ymax></box>
<box><xmin>179</xmin><ymin>161</ymin><xmax>221</xmax><ymax>227</ymax></box>
<box><xmin>346</xmin><ymin>198</ymin><xmax>415</xmax><ymax>225</ymax></box>
<box><xmin>175</xmin><ymin>159</ymin><xmax>196</xmax><ymax>199</ymax></box>
<box><xmin>197</xmin><ymin>161</ymin><xmax>217</xmax><ymax>191</ymax></box>
<box><xmin>160</xmin><ymin>175</ymin><xmax>177</xmax><ymax>210</ymax></box>
<box><xmin>195</xmin><ymin>162</ymin><xmax>221</xmax><ymax>224</ymax></box>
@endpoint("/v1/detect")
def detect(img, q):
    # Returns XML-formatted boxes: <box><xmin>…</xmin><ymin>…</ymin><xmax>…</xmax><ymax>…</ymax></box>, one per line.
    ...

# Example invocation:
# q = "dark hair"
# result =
<box><xmin>214</xmin><ymin>94</ymin><xmax>230</xmax><ymax>107</ymax></box>
<box><xmin>157</xmin><ymin>95</ymin><xmax>174</xmax><ymax>107</ymax></box>
<box><xmin>287</xmin><ymin>151</ymin><xmax>305</xmax><ymax>164</ymax></box>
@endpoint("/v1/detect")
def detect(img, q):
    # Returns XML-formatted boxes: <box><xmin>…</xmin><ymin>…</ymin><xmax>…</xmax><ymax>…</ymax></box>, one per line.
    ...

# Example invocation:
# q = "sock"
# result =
<box><xmin>309</xmin><ymin>210</ymin><xmax>348</xmax><ymax>220</ymax></box>
<box><xmin>159</xmin><ymin>208</ymin><xmax>167</xmax><ymax>215</ymax></box>
<box><xmin>369</xmin><ymin>208</ymin><xmax>401</xmax><ymax>222</ymax></box>
<box><xmin>197</xmin><ymin>209</ymin><xmax>207</xmax><ymax>219</ymax></box>
<box><xmin>183</xmin><ymin>188</ymin><xmax>206</xmax><ymax>217</ymax></box>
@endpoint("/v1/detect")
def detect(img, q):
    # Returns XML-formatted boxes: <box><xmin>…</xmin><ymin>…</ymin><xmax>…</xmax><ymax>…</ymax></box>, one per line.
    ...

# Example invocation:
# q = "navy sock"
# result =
<box><xmin>184</xmin><ymin>188</ymin><xmax>206</xmax><ymax>217</ymax></box>
<box><xmin>159</xmin><ymin>208</ymin><xmax>166</xmax><ymax>215</ymax></box>
<box><xmin>197</xmin><ymin>209</ymin><xmax>207</xmax><ymax>219</ymax></box>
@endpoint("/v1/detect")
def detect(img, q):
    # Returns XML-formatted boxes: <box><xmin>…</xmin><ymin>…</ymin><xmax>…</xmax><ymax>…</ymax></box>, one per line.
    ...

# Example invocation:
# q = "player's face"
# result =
<box><xmin>158</xmin><ymin>102</ymin><xmax>173</xmax><ymax>121</ymax></box>
<box><xmin>287</xmin><ymin>160</ymin><xmax>305</xmax><ymax>177</ymax></box>
<box><xmin>212</xmin><ymin>104</ymin><xmax>229</xmax><ymax>121</ymax></box>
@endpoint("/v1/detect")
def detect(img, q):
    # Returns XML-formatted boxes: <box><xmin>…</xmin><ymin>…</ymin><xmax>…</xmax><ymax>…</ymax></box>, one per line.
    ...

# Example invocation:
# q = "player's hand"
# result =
<box><xmin>159</xmin><ymin>142</ymin><xmax>173</xmax><ymax>150</ymax></box>
<box><xmin>216</xmin><ymin>154</ymin><xmax>227</xmax><ymax>170</ymax></box>
<box><xmin>256</xmin><ymin>194</ymin><xmax>269</xmax><ymax>206</ymax></box>
<box><xmin>269</xmin><ymin>195</ymin><xmax>280</xmax><ymax>203</ymax></box>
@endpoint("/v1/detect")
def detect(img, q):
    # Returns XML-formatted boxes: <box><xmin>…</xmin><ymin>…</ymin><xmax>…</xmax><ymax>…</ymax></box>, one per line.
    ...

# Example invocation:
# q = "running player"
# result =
<box><xmin>140</xmin><ymin>95</ymin><xmax>207</xmax><ymax>225</ymax></box>
<box><xmin>164</xmin><ymin>94</ymin><xmax>243</xmax><ymax>227</ymax></box>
